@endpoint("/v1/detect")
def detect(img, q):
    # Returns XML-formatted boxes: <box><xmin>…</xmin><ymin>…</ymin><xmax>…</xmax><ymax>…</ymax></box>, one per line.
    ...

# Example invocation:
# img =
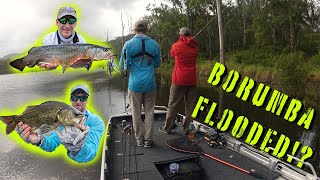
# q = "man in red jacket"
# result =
<box><xmin>160</xmin><ymin>27</ymin><xmax>198</xmax><ymax>134</ymax></box>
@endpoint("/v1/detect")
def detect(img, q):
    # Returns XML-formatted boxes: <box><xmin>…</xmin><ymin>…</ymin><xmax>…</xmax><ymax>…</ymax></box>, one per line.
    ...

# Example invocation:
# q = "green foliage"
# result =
<box><xmin>309</xmin><ymin>50</ymin><xmax>320</xmax><ymax>69</ymax></box>
<box><xmin>232</xmin><ymin>47</ymin><xmax>277</xmax><ymax>67</ymax></box>
<box><xmin>276</xmin><ymin>52</ymin><xmax>308</xmax><ymax>98</ymax></box>
<box><xmin>300</xmin><ymin>33</ymin><xmax>320</xmax><ymax>56</ymax></box>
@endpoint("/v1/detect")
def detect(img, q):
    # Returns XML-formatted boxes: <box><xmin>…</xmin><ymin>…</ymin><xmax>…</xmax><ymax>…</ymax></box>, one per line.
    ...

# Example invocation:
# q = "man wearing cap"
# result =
<box><xmin>159</xmin><ymin>27</ymin><xmax>199</xmax><ymax>135</ymax></box>
<box><xmin>43</xmin><ymin>6</ymin><xmax>86</xmax><ymax>45</ymax></box>
<box><xmin>40</xmin><ymin>6</ymin><xmax>86</xmax><ymax>70</ymax></box>
<box><xmin>17</xmin><ymin>84</ymin><xmax>105</xmax><ymax>163</ymax></box>
<box><xmin>119</xmin><ymin>19</ymin><xmax>161</xmax><ymax>148</ymax></box>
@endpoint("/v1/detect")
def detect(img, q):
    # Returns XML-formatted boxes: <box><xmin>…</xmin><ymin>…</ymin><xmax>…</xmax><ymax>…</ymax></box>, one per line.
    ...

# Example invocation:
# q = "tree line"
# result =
<box><xmin>144</xmin><ymin>0</ymin><xmax>320</xmax><ymax>61</ymax></box>
<box><xmin>110</xmin><ymin>0</ymin><xmax>320</xmax><ymax>62</ymax></box>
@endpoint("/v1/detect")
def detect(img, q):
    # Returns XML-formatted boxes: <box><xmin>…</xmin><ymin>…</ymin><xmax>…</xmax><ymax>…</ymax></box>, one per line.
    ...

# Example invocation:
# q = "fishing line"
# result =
<box><xmin>123</xmin><ymin>49</ymin><xmax>128</xmax><ymax>114</ymax></box>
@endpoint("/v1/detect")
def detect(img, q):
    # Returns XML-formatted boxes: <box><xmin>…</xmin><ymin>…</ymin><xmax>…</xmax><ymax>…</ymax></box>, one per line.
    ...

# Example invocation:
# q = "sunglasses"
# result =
<box><xmin>71</xmin><ymin>95</ymin><xmax>88</xmax><ymax>102</ymax></box>
<box><xmin>58</xmin><ymin>17</ymin><xmax>77</xmax><ymax>25</ymax></box>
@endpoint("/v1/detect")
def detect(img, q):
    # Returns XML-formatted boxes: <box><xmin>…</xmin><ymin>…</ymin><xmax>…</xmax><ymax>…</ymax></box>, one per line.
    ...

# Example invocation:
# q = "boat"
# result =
<box><xmin>100</xmin><ymin>106</ymin><xmax>319</xmax><ymax>180</ymax></box>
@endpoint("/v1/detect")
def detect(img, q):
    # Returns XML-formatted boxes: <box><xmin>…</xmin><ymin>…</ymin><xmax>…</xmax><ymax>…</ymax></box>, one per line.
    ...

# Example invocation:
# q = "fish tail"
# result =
<box><xmin>10</xmin><ymin>58</ymin><xmax>26</xmax><ymax>71</ymax></box>
<box><xmin>0</xmin><ymin>116</ymin><xmax>18</xmax><ymax>134</ymax></box>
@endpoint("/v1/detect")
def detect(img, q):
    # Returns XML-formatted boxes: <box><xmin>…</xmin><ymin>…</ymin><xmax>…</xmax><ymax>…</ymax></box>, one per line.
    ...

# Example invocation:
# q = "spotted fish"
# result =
<box><xmin>10</xmin><ymin>44</ymin><xmax>113</xmax><ymax>73</ymax></box>
<box><xmin>0</xmin><ymin>101</ymin><xmax>86</xmax><ymax>135</ymax></box>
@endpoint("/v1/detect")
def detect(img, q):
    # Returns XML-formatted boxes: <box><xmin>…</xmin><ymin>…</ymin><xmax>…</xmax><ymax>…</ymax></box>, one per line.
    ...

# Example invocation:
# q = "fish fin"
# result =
<box><xmin>39</xmin><ymin>124</ymin><xmax>54</xmax><ymax>135</ymax></box>
<box><xmin>62</xmin><ymin>66</ymin><xmax>67</xmax><ymax>73</ymax></box>
<box><xmin>0</xmin><ymin>116</ymin><xmax>15</xmax><ymax>124</ymax></box>
<box><xmin>38</xmin><ymin>62</ymin><xmax>59</xmax><ymax>70</ymax></box>
<box><xmin>28</xmin><ymin>46</ymin><xmax>42</xmax><ymax>54</ymax></box>
<box><xmin>22</xmin><ymin>105</ymin><xmax>37</xmax><ymax>114</ymax></box>
<box><xmin>10</xmin><ymin>58</ymin><xmax>26</xmax><ymax>71</ymax></box>
<box><xmin>0</xmin><ymin>116</ymin><xmax>18</xmax><ymax>134</ymax></box>
<box><xmin>37</xmin><ymin>62</ymin><xmax>51</xmax><ymax>65</ymax></box>
<box><xmin>7</xmin><ymin>122</ymin><xmax>17</xmax><ymax>135</ymax></box>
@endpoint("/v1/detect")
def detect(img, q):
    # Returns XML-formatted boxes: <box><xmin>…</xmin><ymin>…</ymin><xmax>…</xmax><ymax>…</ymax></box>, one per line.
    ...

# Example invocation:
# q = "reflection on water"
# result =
<box><xmin>0</xmin><ymin>70</ymin><xmax>319</xmax><ymax>178</ymax></box>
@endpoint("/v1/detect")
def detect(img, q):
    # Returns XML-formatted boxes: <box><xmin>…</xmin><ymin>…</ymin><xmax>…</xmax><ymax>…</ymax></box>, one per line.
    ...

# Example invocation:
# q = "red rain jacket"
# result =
<box><xmin>170</xmin><ymin>36</ymin><xmax>199</xmax><ymax>86</ymax></box>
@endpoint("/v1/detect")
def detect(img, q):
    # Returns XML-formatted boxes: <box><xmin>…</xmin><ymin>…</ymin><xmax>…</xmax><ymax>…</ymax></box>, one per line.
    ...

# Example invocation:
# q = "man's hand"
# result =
<box><xmin>57</xmin><ymin>126</ymin><xmax>90</xmax><ymax>154</ymax></box>
<box><xmin>39</xmin><ymin>63</ymin><xmax>59</xmax><ymax>70</ymax></box>
<box><xmin>16</xmin><ymin>122</ymin><xmax>40</xmax><ymax>145</ymax></box>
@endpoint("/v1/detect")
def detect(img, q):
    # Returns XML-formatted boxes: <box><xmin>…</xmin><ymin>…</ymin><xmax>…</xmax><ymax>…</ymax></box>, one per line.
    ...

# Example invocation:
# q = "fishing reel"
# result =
<box><xmin>195</xmin><ymin>122</ymin><xmax>226</xmax><ymax>148</ymax></box>
<box><xmin>204</xmin><ymin>131</ymin><xmax>226</xmax><ymax>148</ymax></box>
<box><xmin>121</xmin><ymin>119</ymin><xmax>133</xmax><ymax>134</ymax></box>
<box><xmin>121</xmin><ymin>120</ymin><xmax>126</xmax><ymax>127</ymax></box>
<box><xmin>175</xmin><ymin>114</ymin><xmax>184</xmax><ymax>123</ymax></box>
<box><xmin>122</xmin><ymin>125</ymin><xmax>133</xmax><ymax>134</ymax></box>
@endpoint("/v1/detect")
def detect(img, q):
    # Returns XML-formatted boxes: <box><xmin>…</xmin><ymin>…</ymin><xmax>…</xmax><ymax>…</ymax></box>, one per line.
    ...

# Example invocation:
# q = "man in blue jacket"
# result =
<box><xmin>119</xmin><ymin>19</ymin><xmax>160</xmax><ymax>148</ymax></box>
<box><xmin>17</xmin><ymin>84</ymin><xmax>105</xmax><ymax>163</ymax></box>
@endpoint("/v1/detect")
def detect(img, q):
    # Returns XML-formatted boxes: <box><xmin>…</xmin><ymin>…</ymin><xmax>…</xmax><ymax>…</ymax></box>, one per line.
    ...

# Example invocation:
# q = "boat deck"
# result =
<box><xmin>103</xmin><ymin>112</ymin><xmax>280</xmax><ymax>180</ymax></box>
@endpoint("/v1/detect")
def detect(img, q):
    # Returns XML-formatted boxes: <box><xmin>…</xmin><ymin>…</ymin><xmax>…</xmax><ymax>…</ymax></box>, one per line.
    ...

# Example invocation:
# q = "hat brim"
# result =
<box><xmin>134</xmin><ymin>27</ymin><xmax>147</xmax><ymax>31</ymax></box>
<box><xmin>71</xmin><ymin>88</ymin><xmax>89</xmax><ymax>96</ymax></box>
<box><xmin>58</xmin><ymin>12</ymin><xmax>77</xmax><ymax>19</ymax></box>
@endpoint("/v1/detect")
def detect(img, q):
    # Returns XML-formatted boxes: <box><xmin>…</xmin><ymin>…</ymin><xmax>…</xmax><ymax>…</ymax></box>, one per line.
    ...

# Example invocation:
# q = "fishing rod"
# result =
<box><xmin>123</xmin><ymin>49</ymin><xmax>128</xmax><ymax>114</ymax></box>
<box><xmin>166</xmin><ymin>137</ymin><xmax>265</xmax><ymax>179</ymax></box>
<box><xmin>192</xmin><ymin>17</ymin><xmax>215</xmax><ymax>39</ymax></box>
<box><xmin>121</xmin><ymin>120</ymin><xmax>126</xmax><ymax>179</ymax></box>
<box><xmin>132</xmin><ymin>125</ymin><xmax>139</xmax><ymax>180</ymax></box>
<box><xmin>122</xmin><ymin>124</ymin><xmax>133</xmax><ymax>179</ymax></box>
<box><xmin>126</xmin><ymin>125</ymin><xmax>132</xmax><ymax>179</ymax></box>
<box><xmin>192</xmin><ymin>7</ymin><xmax>228</xmax><ymax>39</ymax></box>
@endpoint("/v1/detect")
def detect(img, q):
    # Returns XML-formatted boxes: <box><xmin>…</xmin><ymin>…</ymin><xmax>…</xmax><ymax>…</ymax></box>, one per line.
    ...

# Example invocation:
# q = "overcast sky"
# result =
<box><xmin>0</xmin><ymin>0</ymin><xmax>159</xmax><ymax>58</ymax></box>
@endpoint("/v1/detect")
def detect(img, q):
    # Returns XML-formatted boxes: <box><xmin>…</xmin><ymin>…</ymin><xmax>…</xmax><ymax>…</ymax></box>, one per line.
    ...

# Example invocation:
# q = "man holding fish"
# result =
<box><xmin>15</xmin><ymin>84</ymin><xmax>105</xmax><ymax>163</ymax></box>
<box><xmin>42</xmin><ymin>6</ymin><xmax>86</xmax><ymax>70</ymax></box>
<box><xmin>43</xmin><ymin>6</ymin><xmax>86</xmax><ymax>45</ymax></box>
<box><xmin>9</xmin><ymin>6</ymin><xmax>113</xmax><ymax>72</ymax></box>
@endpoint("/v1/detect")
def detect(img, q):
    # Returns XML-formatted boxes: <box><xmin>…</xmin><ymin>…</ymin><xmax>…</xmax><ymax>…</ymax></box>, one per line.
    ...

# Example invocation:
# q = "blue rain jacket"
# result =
<box><xmin>120</xmin><ymin>34</ymin><xmax>161</xmax><ymax>93</ymax></box>
<box><xmin>39</xmin><ymin>110</ymin><xmax>105</xmax><ymax>163</ymax></box>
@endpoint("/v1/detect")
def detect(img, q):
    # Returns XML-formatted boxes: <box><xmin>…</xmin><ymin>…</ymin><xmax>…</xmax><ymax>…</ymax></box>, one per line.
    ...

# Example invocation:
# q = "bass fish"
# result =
<box><xmin>0</xmin><ymin>101</ymin><xmax>86</xmax><ymax>135</ymax></box>
<box><xmin>10</xmin><ymin>44</ymin><xmax>113</xmax><ymax>73</ymax></box>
